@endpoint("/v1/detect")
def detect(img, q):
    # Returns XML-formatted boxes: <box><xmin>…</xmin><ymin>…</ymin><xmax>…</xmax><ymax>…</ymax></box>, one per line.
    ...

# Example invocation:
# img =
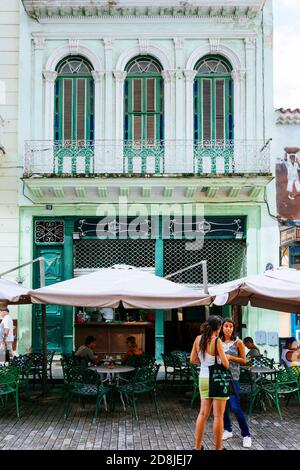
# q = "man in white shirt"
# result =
<box><xmin>283</xmin><ymin>154</ymin><xmax>300</xmax><ymax>200</ymax></box>
<box><xmin>0</xmin><ymin>307</ymin><xmax>15</xmax><ymax>360</ymax></box>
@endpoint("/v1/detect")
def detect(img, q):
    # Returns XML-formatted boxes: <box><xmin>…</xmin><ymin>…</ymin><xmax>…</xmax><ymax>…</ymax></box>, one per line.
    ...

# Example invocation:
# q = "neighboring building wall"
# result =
<box><xmin>0</xmin><ymin>1</ymin><xmax>20</xmax><ymax>319</ymax></box>
<box><xmin>274</xmin><ymin>108</ymin><xmax>300</xmax><ymax>342</ymax></box>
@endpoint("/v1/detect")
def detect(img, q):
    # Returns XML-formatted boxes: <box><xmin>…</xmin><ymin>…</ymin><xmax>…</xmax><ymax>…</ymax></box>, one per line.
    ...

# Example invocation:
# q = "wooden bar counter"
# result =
<box><xmin>74</xmin><ymin>322</ymin><xmax>150</xmax><ymax>355</ymax></box>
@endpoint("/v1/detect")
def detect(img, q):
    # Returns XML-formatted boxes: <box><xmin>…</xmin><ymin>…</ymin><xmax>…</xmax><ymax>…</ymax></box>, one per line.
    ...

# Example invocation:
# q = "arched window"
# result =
<box><xmin>54</xmin><ymin>56</ymin><xmax>94</xmax><ymax>142</ymax></box>
<box><xmin>124</xmin><ymin>56</ymin><xmax>164</xmax><ymax>143</ymax></box>
<box><xmin>194</xmin><ymin>56</ymin><xmax>233</xmax><ymax>142</ymax></box>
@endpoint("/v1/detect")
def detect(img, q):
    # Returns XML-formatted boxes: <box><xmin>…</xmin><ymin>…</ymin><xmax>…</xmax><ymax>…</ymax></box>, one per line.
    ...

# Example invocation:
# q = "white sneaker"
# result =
<box><xmin>243</xmin><ymin>436</ymin><xmax>252</xmax><ymax>448</ymax></box>
<box><xmin>222</xmin><ymin>430</ymin><xmax>233</xmax><ymax>440</ymax></box>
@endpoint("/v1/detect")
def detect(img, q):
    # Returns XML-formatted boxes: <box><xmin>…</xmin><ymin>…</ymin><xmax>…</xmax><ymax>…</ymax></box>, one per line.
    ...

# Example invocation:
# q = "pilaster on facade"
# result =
<box><xmin>245</xmin><ymin>37</ymin><xmax>257</xmax><ymax>141</ymax></box>
<box><xmin>173</xmin><ymin>37</ymin><xmax>185</xmax><ymax>50</ymax></box>
<box><xmin>184</xmin><ymin>70</ymin><xmax>197</xmax><ymax>144</ymax></box>
<box><xmin>33</xmin><ymin>37</ymin><xmax>45</xmax><ymax>50</ymax></box>
<box><xmin>114</xmin><ymin>71</ymin><xmax>127</xmax><ymax>141</ymax></box>
<box><xmin>103</xmin><ymin>38</ymin><xmax>114</xmax><ymax>50</ymax></box>
<box><xmin>43</xmin><ymin>71</ymin><xmax>57</xmax><ymax>140</ymax></box>
<box><xmin>245</xmin><ymin>36</ymin><xmax>256</xmax><ymax>49</ymax></box>
<box><xmin>161</xmin><ymin>70</ymin><xmax>176</xmax><ymax>167</ymax></box>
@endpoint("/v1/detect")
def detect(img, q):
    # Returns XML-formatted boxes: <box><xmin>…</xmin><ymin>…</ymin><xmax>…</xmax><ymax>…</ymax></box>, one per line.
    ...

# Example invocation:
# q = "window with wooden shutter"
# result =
<box><xmin>194</xmin><ymin>55</ymin><xmax>233</xmax><ymax>142</ymax></box>
<box><xmin>124</xmin><ymin>56</ymin><xmax>163</xmax><ymax>143</ymax></box>
<box><xmin>54</xmin><ymin>56</ymin><xmax>94</xmax><ymax>143</ymax></box>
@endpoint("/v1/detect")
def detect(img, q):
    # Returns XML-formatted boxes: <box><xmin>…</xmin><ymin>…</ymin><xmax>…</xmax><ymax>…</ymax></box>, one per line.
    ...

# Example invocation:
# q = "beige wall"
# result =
<box><xmin>0</xmin><ymin>0</ymin><xmax>19</xmax><ymax>307</ymax></box>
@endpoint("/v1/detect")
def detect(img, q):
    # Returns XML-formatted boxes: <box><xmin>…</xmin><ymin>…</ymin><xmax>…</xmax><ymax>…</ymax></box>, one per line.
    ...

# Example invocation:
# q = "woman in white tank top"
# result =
<box><xmin>190</xmin><ymin>315</ymin><xmax>229</xmax><ymax>451</ymax></box>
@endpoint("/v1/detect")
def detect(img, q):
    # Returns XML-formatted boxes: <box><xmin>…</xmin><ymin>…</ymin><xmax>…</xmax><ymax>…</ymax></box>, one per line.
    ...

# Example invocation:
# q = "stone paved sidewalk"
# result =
<box><xmin>0</xmin><ymin>383</ymin><xmax>299</xmax><ymax>450</ymax></box>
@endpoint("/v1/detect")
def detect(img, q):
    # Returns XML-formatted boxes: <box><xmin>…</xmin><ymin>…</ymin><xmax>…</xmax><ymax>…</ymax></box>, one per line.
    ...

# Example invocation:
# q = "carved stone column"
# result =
<box><xmin>43</xmin><ymin>70</ymin><xmax>57</xmax><ymax>141</ymax></box>
<box><xmin>33</xmin><ymin>37</ymin><xmax>45</xmax><ymax>139</ymax></box>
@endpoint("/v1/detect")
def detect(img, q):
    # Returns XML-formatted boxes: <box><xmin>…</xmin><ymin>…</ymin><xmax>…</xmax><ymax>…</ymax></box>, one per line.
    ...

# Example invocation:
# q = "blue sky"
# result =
<box><xmin>273</xmin><ymin>0</ymin><xmax>300</xmax><ymax>109</ymax></box>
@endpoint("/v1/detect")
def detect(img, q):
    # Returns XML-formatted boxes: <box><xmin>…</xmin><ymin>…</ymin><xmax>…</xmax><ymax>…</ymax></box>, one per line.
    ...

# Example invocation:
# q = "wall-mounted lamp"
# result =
<box><xmin>73</xmin><ymin>232</ymin><xmax>80</xmax><ymax>240</ymax></box>
<box><xmin>45</xmin><ymin>204</ymin><xmax>53</xmax><ymax>211</ymax></box>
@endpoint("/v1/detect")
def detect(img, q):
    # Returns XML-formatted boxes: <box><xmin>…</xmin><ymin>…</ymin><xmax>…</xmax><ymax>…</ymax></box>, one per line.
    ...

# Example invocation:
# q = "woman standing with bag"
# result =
<box><xmin>190</xmin><ymin>315</ymin><xmax>229</xmax><ymax>450</ymax></box>
<box><xmin>219</xmin><ymin>318</ymin><xmax>252</xmax><ymax>448</ymax></box>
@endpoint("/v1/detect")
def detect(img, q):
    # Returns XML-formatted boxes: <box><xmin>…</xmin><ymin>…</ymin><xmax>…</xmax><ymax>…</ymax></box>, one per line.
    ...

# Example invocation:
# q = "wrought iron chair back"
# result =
<box><xmin>117</xmin><ymin>363</ymin><xmax>160</xmax><ymax>419</ymax></box>
<box><xmin>125</xmin><ymin>354</ymin><xmax>155</xmax><ymax>368</ymax></box>
<box><xmin>0</xmin><ymin>365</ymin><xmax>20</xmax><ymax>417</ymax></box>
<box><xmin>251</xmin><ymin>367</ymin><xmax>300</xmax><ymax>419</ymax></box>
<box><xmin>11</xmin><ymin>354</ymin><xmax>34</xmax><ymax>400</ymax></box>
<box><xmin>251</xmin><ymin>356</ymin><xmax>274</xmax><ymax>369</ymax></box>
<box><xmin>63</xmin><ymin>365</ymin><xmax>109</xmax><ymax>419</ymax></box>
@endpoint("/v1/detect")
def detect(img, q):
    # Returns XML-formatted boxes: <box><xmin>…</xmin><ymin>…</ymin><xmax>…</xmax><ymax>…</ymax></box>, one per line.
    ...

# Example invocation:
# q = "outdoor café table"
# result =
<box><xmin>90</xmin><ymin>365</ymin><xmax>135</xmax><ymax>410</ymax></box>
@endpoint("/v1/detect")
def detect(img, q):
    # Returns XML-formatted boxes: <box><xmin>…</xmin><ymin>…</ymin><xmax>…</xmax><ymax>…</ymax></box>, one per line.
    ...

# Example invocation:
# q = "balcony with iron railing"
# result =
<box><xmin>23</xmin><ymin>139</ymin><xmax>271</xmax><ymax>177</ymax></box>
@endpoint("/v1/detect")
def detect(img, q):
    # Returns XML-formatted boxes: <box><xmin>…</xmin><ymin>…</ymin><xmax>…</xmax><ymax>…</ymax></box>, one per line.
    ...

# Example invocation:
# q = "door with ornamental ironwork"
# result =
<box><xmin>33</xmin><ymin>247</ymin><xmax>64</xmax><ymax>352</ymax></box>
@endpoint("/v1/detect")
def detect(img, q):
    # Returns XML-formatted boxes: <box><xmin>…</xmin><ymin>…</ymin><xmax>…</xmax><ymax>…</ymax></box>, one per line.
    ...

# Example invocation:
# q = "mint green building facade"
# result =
<box><xmin>11</xmin><ymin>0</ymin><xmax>281</xmax><ymax>360</ymax></box>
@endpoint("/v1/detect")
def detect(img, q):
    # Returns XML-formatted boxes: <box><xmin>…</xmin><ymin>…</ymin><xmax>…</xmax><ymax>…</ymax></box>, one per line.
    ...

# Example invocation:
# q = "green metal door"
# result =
<box><xmin>33</xmin><ymin>247</ymin><xmax>64</xmax><ymax>352</ymax></box>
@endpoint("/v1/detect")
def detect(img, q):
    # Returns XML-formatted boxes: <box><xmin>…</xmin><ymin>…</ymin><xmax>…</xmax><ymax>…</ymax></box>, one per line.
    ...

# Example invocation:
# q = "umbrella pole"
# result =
<box><xmin>41</xmin><ymin>304</ymin><xmax>47</xmax><ymax>394</ymax></box>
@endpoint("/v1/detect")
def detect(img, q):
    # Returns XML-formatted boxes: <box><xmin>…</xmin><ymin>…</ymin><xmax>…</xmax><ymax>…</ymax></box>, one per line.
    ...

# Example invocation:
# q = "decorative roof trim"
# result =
<box><xmin>276</xmin><ymin>108</ymin><xmax>300</xmax><ymax>125</ymax></box>
<box><xmin>22</xmin><ymin>1</ymin><xmax>262</xmax><ymax>21</ymax></box>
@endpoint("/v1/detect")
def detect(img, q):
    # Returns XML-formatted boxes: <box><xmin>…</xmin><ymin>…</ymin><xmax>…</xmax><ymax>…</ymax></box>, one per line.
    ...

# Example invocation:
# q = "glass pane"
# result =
<box><xmin>146</xmin><ymin>79</ymin><xmax>155</xmax><ymax>112</ymax></box>
<box><xmin>63</xmin><ymin>79</ymin><xmax>72</xmax><ymax>140</ymax></box>
<box><xmin>202</xmin><ymin>80</ymin><xmax>211</xmax><ymax>140</ymax></box>
<box><xmin>215</xmin><ymin>79</ymin><xmax>224</xmax><ymax>140</ymax></box>
<box><xmin>196</xmin><ymin>58</ymin><xmax>230</xmax><ymax>75</ymax></box>
<box><xmin>58</xmin><ymin>57</ymin><xmax>92</xmax><ymax>74</ymax></box>
<box><xmin>133</xmin><ymin>115</ymin><xmax>142</xmax><ymax>141</ymax></box>
<box><xmin>133</xmin><ymin>79</ymin><xmax>142</xmax><ymax>112</ymax></box>
<box><xmin>76</xmin><ymin>79</ymin><xmax>86</xmax><ymax>141</ymax></box>
<box><xmin>126</xmin><ymin>57</ymin><xmax>162</xmax><ymax>74</ymax></box>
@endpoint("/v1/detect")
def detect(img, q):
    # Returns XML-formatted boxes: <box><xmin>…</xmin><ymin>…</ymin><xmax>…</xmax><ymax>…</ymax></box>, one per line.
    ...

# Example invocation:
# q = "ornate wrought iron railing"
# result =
<box><xmin>24</xmin><ymin>139</ymin><xmax>271</xmax><ymax>176</ymax></box>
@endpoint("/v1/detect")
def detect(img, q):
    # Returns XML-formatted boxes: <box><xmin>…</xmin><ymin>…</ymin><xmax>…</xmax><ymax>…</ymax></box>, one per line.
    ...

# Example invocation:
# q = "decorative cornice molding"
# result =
<box><xmin>138</xmin><ymin>39</ymin><xmax>150</xmax><ymax>55</ymax></box>
<box><xmin>209</xmin><ymin>38</ymin><xmax>220</xmax><ymax>53</ymax></box>
<box><xmin>33</xmin><ymin>37</ymin><xmax>45</xmax><ymax>50</ymax></box>
<box><xmin>113</xmin><ymin>70</ymin><xmax>127</xmax><ymax>83</ymax></box>
<box><xmin>69</xmin><ymin>38</ymin><xmax>80</xmax><ymax>54</ymax></box>
<box><xmin>173</xmin><ymin>37</ymin><xmax>185</xmax><ymax>50</ymax></box>
<box><xmin>22</xmin><ymin>2</ymin><xmax>263</xmax><ymax>21</ymax></box>
<box><xmin>43</xmin><ymin>70</ymin><xmax>58</xmax><ymax>82</ymax></box>
<box><xmin>31</xmin><ymin>31</ymin><xmax>258</xmax><ymax>40</ymax></box>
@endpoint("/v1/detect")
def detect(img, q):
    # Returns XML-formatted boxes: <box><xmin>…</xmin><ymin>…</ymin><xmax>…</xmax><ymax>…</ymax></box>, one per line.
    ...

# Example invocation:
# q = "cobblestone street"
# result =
<box><xmin>0</xmin><ymin>383</ymin><xmax>299</xmax><ymax>451</ymax></box>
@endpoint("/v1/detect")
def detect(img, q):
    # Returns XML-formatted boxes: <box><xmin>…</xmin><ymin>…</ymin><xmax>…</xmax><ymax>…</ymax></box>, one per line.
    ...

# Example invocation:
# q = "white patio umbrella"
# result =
<box><xmin>0</xmin><ymin>277</ymin><xmax>32</xmax><ymax>306</ymax></box>
<box><xmin>209</xmin><ymin>268</ymin><xmax>300</xmax><ymax>313</ymax></box>
<box><xmin>30</xmin><ymin>266</ymin><xmax>212</xmax><ymax>309</ymax></box>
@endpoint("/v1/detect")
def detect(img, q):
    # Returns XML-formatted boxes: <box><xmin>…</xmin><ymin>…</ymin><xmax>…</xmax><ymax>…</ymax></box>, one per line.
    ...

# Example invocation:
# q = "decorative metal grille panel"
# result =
<box><xmin>164</xmin><ymin>239</ymin><xmax>246</xmax><ymax>286</ymax></box>
<box><xmin>74</xmin><ymin>239</ymin><xmax>156</xmax><ymax>270</ymax></box>
<box><xmin>35</xmin><ymin>221</ymin><xmax>64</xmax><ymax>244</ymax></box>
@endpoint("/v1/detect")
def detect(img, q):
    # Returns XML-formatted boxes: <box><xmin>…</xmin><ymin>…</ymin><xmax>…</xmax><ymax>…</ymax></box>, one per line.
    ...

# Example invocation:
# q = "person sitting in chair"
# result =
<box><xmin>75</xmin><ymin>336</ymin><xmax>101</xmax><ymax>365</ymax></box>
<box><xmin>243</xmin><ymin>337</ymin><xmax>261</xmax><ymax>362</ymax></box>
<box><xmin>281</xmin><ymin>337</ymin><xmax>300</xmax><ymax>367</ymax></box>
<box><xmin>122</xmin><ymin>336</ymin><xmax>142</xmax><ymax>365</ymax></box>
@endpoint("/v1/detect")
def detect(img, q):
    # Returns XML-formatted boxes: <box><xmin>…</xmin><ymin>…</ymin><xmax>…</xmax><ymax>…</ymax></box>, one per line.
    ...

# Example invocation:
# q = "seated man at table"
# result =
<box><xmin>122</xmin><ymin>336</ymin><xmax>143</xmax><ymax>365</ymax></box>
<box><xmin>281</xmin><ymin>337</ymin><xmax>300</xmax><ymax>367</ymax></box>
<box><xmin>243</xmin><ymin>337</ymin><xmax>261</xmax><ymax>362</ymax></box>
<box><xmin>75</xmin><ymin>335</ymin><xmax>101</xmax><ymax>365</ymax></box>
